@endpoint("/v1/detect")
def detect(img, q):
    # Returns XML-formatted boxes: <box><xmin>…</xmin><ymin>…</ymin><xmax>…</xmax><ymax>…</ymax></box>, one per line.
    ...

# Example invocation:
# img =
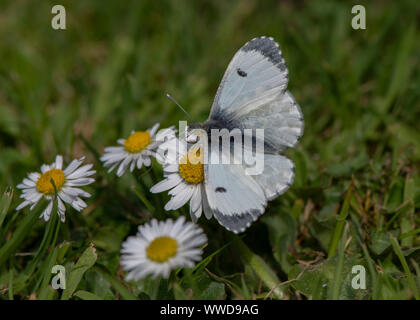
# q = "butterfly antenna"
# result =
<box><xmin>166</xmin><ymin>93</ymin><xmax>194</xmax><ymax>122</ymax></box>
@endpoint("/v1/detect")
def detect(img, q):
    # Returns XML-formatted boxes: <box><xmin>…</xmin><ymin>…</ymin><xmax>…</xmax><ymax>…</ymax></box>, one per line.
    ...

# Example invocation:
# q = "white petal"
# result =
<box><xmin>41</xmin><ymin>200</ymin><xmax>54</xmax><ymax>222</ymax></box>
<box><xmin>190</xmin><ymin>186</ymin><xmax>202</xmax><ymax>213</ymax></box>
<box><xmin>164</xmin><ymin>186</ymin><xmax>194</xmax><ymax>211</ymax></box>
<box><xmin>62</xmin><ymin>187</ymin><xmax>91</xmax><ymax>198</ymax></box>
<box><xmin>41</xmin><ymin>164</ymin><xmax>50</xmax><ymax>173</ymax></box>
<box><xmin>63</xmin><ymin>157</ymin><xmax>85</xmax><ymax>175</ymax></box>
<box><xmin>150</xmin><ymin>175</ymin><xmax>182</xmax><ymax>193</ymax></box>
<box><xmin>136</xmin><ymin>157</ymin><xmax>143</xmax><ymax>169</ymax></box>
<box><xmin>116</xmin><ymin>157</ymin><xmax>131</xmax><ymax>177</ymax></box>
<box><xmin>148</xmin><ymin>123</ymin><xmax>160</xmax><ymax>137</ymax></box>
<box><xmin>55</xmin><ymin>155</ymin><xmax>63</xmax><ymax>170</ymax></box>
<box><xmin>66</xmin><ymin>164</ymin><xmax>95</xmax><ymax>180</ymax></box>
<box><xmin>16</xmin><ymin>200</ymin><xmax>30</xmax><ymax>211</ymax></box>
<box><xmin>57</xmin><ymin>197</ymin><xmax>66</xmax><ymax>222</ymax></box>
<box><xmin>28</xmin><ymin>172</ymin><xmax>41</xmax><ymax>182</ymax></box>
<box><xmin>22</xmin><ymin>178</ymin><xmax>36</xmax><ymax>187</ymax></box>
<box><xmin>141</xmin><ymin>156</ymin><xmax>150</xmax><ymax>167</ymax></box>
<box><xmin>65</xmin><ymin>178</ymin><xmax>95</xmax><ymax>186</ymax></box>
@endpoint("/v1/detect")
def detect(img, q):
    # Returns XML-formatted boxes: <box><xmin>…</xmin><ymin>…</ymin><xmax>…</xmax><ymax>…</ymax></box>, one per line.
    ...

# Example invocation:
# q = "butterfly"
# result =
<box><xmin>188</xmin><ymin>36</ymin><xmax>304</xmax><ymax>233</ymax></box>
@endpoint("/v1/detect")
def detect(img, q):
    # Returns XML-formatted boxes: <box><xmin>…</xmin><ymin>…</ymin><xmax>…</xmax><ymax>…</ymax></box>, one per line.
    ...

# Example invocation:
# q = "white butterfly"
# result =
<box><xmin>190</xmin><ymin>36</ymin><xmax>304</xmax><ymax>233</ymax></box>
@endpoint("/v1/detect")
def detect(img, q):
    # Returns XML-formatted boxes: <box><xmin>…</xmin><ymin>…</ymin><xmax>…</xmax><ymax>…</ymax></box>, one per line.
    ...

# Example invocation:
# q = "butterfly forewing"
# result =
<box><xmin>209</xmin><ymin>37</ymin><xmax>289</xmax><ymax>121</ymax></box>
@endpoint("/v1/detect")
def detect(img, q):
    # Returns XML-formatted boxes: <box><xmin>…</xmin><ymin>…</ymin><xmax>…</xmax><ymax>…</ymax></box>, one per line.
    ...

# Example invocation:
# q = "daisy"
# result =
<box><xmin>150</xmin><ymin>137</ymin><xmax>212</xmax><ymax>222</ymax></box>
<box><xmin>120</xmin><ymin>216</ymin><xmax>207</xmax><ymax>280</ymax></box>
<box><xmin>16</xmin><ymin>155</ymin><xmax>95</xmax><ymax>222</ymax></box>
<box><xmin>100</xmin><ymin>123</ymin><xmax>176</xmax><ymax>177</ymax></box>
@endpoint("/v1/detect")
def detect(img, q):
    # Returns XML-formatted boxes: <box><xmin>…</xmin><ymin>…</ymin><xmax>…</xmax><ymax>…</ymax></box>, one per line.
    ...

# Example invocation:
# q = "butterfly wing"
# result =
<box><xmin>251</xmin><ymin>153</ymin><xmax>295</xmax><ymax>201</ymax></box>
<box><xmin>203</xmin><ymin>149</ymin><xmax>267</xmax><ymax>233</ymax></box>
<box><xmin>203</xmin><ymin>37</ymin><xmax>303</xmax><ymax>232</ymax></box>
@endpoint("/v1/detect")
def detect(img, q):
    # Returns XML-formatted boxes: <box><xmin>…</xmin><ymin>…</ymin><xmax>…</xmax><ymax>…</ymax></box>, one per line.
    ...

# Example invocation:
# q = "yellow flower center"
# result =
<box><xmin>36</xmin><ymin>169</ymin><xmax>65</xmax><ymax>195</ymax></box>
<box><xmin>124</xmin><ymin>131</ymin><xmax>151</xmax><ymax>153</ymax></box>
<box><xmin>146</xmin><ymin>236</ymin><xmax>178</xmax><ymax>263</ymax></box>
<box><xmin>179</xmin><ymin>149</ymin><xmax>204</xmax><ymax>184</ymax></box>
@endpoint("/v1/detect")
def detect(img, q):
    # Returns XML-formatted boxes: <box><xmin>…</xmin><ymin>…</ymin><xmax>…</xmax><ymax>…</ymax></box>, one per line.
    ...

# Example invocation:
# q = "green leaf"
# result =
<box><xmin>95</xmin><ymin>267</ymin><xmax>138</xmax><ymax>300</ymax></box>
<box><xmin>262</xmin><ymin>213</ymin><xmax>296</xmax><ymax>273</ymax></box>
<box><xmin>61</xmin><ymin>243</ymin><xmax>98</xmax><ymax>300</ymax></box>
<box><xmin>196</xmin><ymin>274</ymin><xmax>225</xmax><ymax>300</ymax></box>
<box><xmin>74</xmin><ymin>290</ymin><xmax>102</xmax><ymax>300</ymax></box>
<box><xmin>193</xmin><ymin>241</ymin><xmax>231</xmax><ymax>274</ymax></box>
<box><xmin>370</xmin><ymin>230</ymin><xmax>392</xmax><ymax>255</ymax></box>
<box><xmin>172</xmin><ymin>282</ymin><xmax>189</xmax><ymax>300</ymax></box>
<box><xmin>288</xmin><ymin>253</ymin><xmax>366</xmax><ymax>300</ymax></box>
<box><xmin>288</xmin><ymin>265</ymin><xmax>328</xmax><ymax>299</ymax></box>
<box><xmin>234</xmin><ymin>237</ymin><xmax>283</xmax><ymax>299</ymax></box>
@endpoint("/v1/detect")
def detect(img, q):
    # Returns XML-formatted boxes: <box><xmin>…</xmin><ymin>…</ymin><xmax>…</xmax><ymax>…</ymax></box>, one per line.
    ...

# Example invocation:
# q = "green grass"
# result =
<box><xmin>1</xmin><ymin>0</ymin><xmax>420</xmax><ymax>300</ymax></box>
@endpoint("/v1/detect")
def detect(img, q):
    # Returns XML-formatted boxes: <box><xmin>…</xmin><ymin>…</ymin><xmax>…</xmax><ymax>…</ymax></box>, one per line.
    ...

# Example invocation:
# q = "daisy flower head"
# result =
<box><xmin>151</xmin><ymin>136</ymin><xmax>212</xmax><ymax>222</ymax></box>
<box><xmin>100</xmin><ymin>123</ymin><xmax>176</xmax><ymax>177</ymax></box>
<box><xmin>16</xmin><ymin>155</ymin><xmax>95</xmax><ymax>223</ymax></box>
<box><xmin>120</xmin><ymin>216</ymin><xmax>207</xmax><ymax>280</ymax></box>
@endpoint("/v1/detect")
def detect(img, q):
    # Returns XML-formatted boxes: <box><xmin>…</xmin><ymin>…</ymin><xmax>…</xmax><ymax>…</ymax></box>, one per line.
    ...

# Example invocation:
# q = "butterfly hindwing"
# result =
<box><xmin>238</xmin><ymin>90</ymin><xmax>304</xmax><ymax>153</ymax></box>
<box><xmin>203</xmin><ymin>150</ymin><xmax>267</xmax><ymax>233</ymax></box>
<box><xmin>251</xmin><ymin>153</ymin><xmax>295</xmax><ymax>201</ymax></box>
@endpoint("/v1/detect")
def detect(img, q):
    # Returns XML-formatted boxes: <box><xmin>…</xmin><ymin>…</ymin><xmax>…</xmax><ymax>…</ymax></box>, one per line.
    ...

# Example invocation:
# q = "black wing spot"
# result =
<box><xmin>236</xmin><ymin>68</ymin><xmax>247</xmax><ymax>77</ymax></box>
<box><xmin>215</xmin><ymin>187</ymin><xmax>226</xmax><ymax>193</ymax></box>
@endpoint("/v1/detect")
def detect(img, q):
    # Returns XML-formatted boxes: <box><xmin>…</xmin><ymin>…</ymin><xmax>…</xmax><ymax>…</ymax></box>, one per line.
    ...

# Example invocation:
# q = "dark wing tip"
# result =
<box><xmin>241</xmin><ymin>36</ymin><xmax>286</xmax><ymax>71</ymax></box>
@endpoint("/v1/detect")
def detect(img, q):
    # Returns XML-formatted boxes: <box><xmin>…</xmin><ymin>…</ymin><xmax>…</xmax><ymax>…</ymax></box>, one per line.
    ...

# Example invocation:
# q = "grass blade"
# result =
<box><xmin>330</xmin><ymin>223</ymin><xmax>348</xmax><ymax>300</ymax></box>
<box><xmin>328</xmin><ymin>182</ymin><xmax>353</xmax><ymax>257</ymax></box>
<box><xmin>0</xmin><ymin>207</ymin><xmax>40</xmax><ymax>267</ymax></box>
<box><xmin>389</xmin><ymin>235</ymin><xmax>420</xmax><ymax>300</ymax></box>
<box><xmin>0</xmin><ymin>187</ymin><xmax>13</xmax><ymax>229</ymax></box>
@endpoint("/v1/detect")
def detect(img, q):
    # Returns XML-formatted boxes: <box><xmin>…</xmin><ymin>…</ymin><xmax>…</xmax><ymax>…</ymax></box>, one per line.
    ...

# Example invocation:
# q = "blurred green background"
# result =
<box><xmin>0</xmin><ymin>0</ymin><xmax>419</xmax><ymax>300</ymax></box>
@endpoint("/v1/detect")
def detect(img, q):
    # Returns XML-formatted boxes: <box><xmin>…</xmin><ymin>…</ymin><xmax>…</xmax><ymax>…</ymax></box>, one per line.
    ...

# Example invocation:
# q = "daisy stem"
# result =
<box><xmin>132</xmin><ymin>186</ymin><xmax>155</xmax><ymax>215</ymax></box>
<box><xmin>133</xmin><ymin>168</ymin><xmax>164</xmax><ymax>218</ymax></box>
<box><xmin>32</xmin><ymin>244</ymin><xmax>59</xmax><ymax>296</ymax></box>
<box><xmin>149</xmin><ymin>165</ymin><xmax>165</xmax><ymax>216</ymax></box>
<box><xmin>34</xmin><ymin>207</ymin><xmax>58</xmax><ymax>259</ymax></box>
<box><xmin>20</xmin><ymin>212</ymin><xmax>57</xmax><ymax>289</ymax></box>
<box><xmin>33</xmin><ymin>213</ymin><xmax>61</xmax><ymax>295</ymax></box>
<box><xmin>21</xmin><ymin>196</ymin><xmax>59</xmax><ymax>286</ymax></box>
